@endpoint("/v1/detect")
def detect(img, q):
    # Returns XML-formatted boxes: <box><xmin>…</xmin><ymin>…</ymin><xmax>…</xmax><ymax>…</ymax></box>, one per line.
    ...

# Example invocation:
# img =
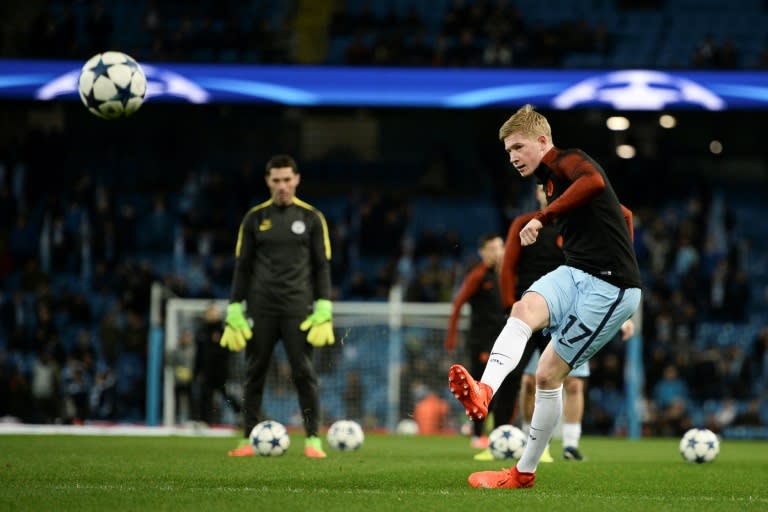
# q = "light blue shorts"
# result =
<box><xmin>524</xmin><ymin>348</ymin><xmax>590</xmax><ymax>377</ymax></box>
<box><xmin>526</xmin><ymin>265</ymin><xmax>641</xmax><ymax>369</ymax></box>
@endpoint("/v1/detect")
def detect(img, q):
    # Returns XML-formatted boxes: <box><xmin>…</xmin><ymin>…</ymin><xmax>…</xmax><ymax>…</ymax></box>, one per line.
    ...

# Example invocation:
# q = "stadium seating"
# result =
<box><xmin>26</xmin><ymin>0</ymin><xmax>768</xmax><ymax>69</ymax></box>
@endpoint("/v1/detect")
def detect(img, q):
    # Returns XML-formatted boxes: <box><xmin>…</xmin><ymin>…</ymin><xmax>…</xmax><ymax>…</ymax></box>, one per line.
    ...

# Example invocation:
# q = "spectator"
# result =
<box><xmin>412</xmin><ymin>384</ymin><xmax>450</xmax><ymax>435</ymax></box>
<box><xmin>692</xmin><ymin>34</ymin><xmax>717</xmax><ymax>68</ymax></box>
<box><xmin>9</xmin><ymin>213</ymin><xmax>37</xmax><ymax>266</ymax></box>
<box><xmin>483</xmin><ymin>36</ymin><xmax>513</xmax><ymax>67</ymax></box>
<box><xmin>194</xmin><ymin>303</ymin><xmax>238</xmax><ymax>425</ymax></box>
<box><xmin>709</xmin><ymin>398</ymin><xmax>737</xmax><ymax>433</ymax></box>
<box><xmin>168</xmin><ymin>330</ymin><xmax>195</xmax><ymax>424</ymax></box>
<box><xmin>30</xmin><ymin>349</ymin><xmax>59</xmax><ymax>423</ymax></box>
<box><xmin>653</xmin><ymin>364</ymin><xmax>689</xmax><ymax>409</ymax></box>
<box><xmin>751</xmin><ymin>327</ymin><xmax>768</xmax><ymax>389</ymax></box>
<box><xmin>89</xmin><ymin>366</ymin><xmax>117</xmax><ymax>420</ymax></box>
<box><xmin>86</xmin><ymin>2</ymin><xmax>113</xmax><ymax>52</ymax></box>
<box><xmin>61</xmin><ymin>356</ymin><xmax>91</xmax><ymax>423</ymax></box>
<box><xmin>656</xmin><ymin>398</ymin><xmax>692</xmax><ymax>436</ymax></box>
<box><xmin>346</xmin><ymin>271</ymin><xmax>375</xmax><ymax>299</ymax></box>
<box><xmin>716</xmin><ymin>38</ymin><xmax>740</xmax><ymax>68</ymax></box>
<box><xmin>733</xmin><ymin>398</ymin><xmax>763</xmax><ymax>426</ymax></box>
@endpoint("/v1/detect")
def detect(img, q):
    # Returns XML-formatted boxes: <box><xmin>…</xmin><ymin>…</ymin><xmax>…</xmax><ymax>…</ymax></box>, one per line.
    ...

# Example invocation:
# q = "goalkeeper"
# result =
<box><xmin>224</xmin><ymin>154</ymin><xmax>334</xmax><ymax>459</ymax></box>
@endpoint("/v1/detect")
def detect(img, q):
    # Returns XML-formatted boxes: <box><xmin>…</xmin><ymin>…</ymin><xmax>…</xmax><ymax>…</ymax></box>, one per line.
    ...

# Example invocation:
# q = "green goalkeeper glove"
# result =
<box><xmin>300</xmin><ymin>299</ymin><xmax>335</xmax><ymax>347</ymax></box>
<box><xmin>220</xmin><ymin>302</ymin><xmax>252</xmax><ymax>352</ymax></box>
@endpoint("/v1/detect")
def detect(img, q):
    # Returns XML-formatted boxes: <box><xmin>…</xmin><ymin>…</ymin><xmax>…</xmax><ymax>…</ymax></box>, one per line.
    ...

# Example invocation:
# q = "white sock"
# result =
<box><xmin>516</xmin><ymin>386</ymin><xmax>563</xmax><ymax>473</ymax></box>
<box><xmin>563</xmin><ymin>422</ymin><xmax>581</xmax><ymax>449</ymax></box>
<box><xmin>480</xmin><ymin>317</ymin><xmax>532</xmax><ymax>393</ymax></box>
<box><xmin>521</xmin><ymin>421</ymin><xmax>531</xmax><ymax>436</ymax></box>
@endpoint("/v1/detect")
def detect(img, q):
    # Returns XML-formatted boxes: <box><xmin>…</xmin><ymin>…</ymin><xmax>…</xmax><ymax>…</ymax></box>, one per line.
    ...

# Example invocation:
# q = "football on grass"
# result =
<box><xmin>78</xmin><ymin>51</ymin><xmax>146</xmax><ymax>119</ymax></box>
<box><xmin>488</xmin><ymin>424</ymin><xmax>527</xmax><ymax>460</ymax></box>
<box><xmin>327</xmin><ymin>420</ymin><xmax>365</xmax><ymax>451</ymax></box>
<box><xmin>250</xmin><ymin>420</ymin><xmax>290</xmax><ymax>456</ymax></box>
<box><xmin>679</xmin><ymin>428</ymin><xmax>719</xmax><ymax>463</ymax></box>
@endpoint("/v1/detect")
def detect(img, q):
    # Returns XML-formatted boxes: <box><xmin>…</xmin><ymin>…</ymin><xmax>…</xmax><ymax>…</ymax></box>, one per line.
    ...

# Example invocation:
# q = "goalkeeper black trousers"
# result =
<box><xmin>241</xmin><ymin>314</ymin><xmax>321</xmax><ymax>437</ymax></box>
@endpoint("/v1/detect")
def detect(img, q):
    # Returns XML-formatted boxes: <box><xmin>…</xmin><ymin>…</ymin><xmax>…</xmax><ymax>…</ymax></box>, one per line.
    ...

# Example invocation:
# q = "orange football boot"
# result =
<box><xmin>228</xmin><ymin>441</ymin><xmax>255</xmax><ymax>457</ymax></box>
<box><xmin>448</xmin><ymin>364</ymin><xmax>492</xmax><ymax>421</ymax></box>
<box><xmin>468</xmin><ymin>466</ymin><xmax>536</xmax><ymax>489</ymax></box>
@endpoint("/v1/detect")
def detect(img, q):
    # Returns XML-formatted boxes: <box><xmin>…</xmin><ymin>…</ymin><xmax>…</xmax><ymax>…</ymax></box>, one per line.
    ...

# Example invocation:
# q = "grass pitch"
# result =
<box><xmin>0</xmin><ymin>434</ymin><xmax>765</xmax><ymax>511</ymax></box>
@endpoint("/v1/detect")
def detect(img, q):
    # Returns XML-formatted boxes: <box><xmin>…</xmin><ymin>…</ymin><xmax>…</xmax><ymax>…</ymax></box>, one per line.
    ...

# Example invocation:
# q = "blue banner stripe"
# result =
<box><xmin>1</xmin><ymin>59</ymin><xmax>768</xmax><ymax>109</ymax></box>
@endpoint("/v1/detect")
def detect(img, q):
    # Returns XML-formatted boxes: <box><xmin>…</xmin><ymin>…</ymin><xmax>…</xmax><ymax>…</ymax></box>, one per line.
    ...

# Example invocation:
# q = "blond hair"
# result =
<box><xmin>498</xmin><ymin>104</ymin><xmax>553</xmax><ymax>143</ymax></box>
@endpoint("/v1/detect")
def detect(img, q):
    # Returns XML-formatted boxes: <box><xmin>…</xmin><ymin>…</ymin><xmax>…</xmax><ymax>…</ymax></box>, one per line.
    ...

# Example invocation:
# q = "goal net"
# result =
<box><xmin>162</xmin><ymin>287</ymin><xmax>471</xmax><ymax>433</ymax></box>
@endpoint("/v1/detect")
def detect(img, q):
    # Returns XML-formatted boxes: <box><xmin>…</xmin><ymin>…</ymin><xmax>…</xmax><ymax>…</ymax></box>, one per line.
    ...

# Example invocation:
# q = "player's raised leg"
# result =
<box><xmin>448</xmin><ymin>364</ymin><xmax>493</xmax><ymax>421</ymax></box>
<box><xmin>448</xmin><ymin>300</ymin><xmax>546</xmax><ymax>421</ymax></box>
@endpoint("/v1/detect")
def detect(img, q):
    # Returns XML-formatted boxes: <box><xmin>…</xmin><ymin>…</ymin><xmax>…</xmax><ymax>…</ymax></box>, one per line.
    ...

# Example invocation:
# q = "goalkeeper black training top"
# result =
<box><xmin>229</xmin><ymin>197</ymin><xmax>332</xmax><ymax>316</ymax></box>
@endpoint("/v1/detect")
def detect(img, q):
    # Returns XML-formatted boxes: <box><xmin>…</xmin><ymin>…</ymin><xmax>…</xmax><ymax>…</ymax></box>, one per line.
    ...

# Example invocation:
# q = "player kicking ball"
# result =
<box><xmin>448</xmin><ymin>104</ymin><xmax>641</xmax><ymax>489</ymax></box>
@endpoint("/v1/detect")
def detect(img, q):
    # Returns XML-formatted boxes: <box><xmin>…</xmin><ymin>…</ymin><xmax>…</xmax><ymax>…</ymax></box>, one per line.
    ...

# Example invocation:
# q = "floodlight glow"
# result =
<box><xmin>659</xmin><ymin>114</ymin><xmax>677</xmax><ymax>128</ymax></box>
<box><xmin>606</xmin><ymin>116</ymin><xmax>630</xmax><ymax>131</ymax></box>
<box><xmin>616</xmin><ymin>144</ymin><xmax>636</xmax><ymax>159</ymax></box>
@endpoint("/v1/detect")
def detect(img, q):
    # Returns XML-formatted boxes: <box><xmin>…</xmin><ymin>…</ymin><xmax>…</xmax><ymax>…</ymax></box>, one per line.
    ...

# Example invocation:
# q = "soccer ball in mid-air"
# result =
<box><xmin>679</xmin><ymin>428</ymin><xmax>720</xmax><ymax>463</ymax></box>
<box><xmin>78</xmin><ymin>51</ymin><xmax>146</xmax><ymax>119</ymax></box>
<box><xmin>249</xmin><ymin>420</ymin><xmax>290</xmax><ymax>456</ymax></box>
<box><xmin>488</xmin><ymin>425</ymin><xmax>527</xmax><ymax>460</ymax></box>
<box><xmin>327</xmin><ymin>420</ymin><xmax>365</xmax><ymax>451</ymax></box>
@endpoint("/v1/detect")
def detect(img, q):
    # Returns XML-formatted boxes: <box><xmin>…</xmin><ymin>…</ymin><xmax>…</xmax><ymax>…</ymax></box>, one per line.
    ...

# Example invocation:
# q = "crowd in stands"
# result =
<box><xmin>691</xmin><ymin>34</ymin><xmax>742</xmax><ymax>69</ymax></box>
<box><xmin>589</xmin><ymin>192</ymin><xmax>768</xmax><ymax>437</ymax></box>
<box><xmin>5</xmin><ymin>0</ymin><xmax>768</xmax><ymax>69</ymax></box>
<box><xmin>329</xmin><ymin>0</ymin><xmax>614</xmax><ymax>68</ymax></box>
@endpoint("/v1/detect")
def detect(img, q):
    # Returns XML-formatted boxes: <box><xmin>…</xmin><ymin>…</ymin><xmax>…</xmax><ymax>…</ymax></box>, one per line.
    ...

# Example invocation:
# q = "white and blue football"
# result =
<box><xmin>679</xmin><ymin>428</ymin><xmax>719</xmax><ymax>464</ymax></box>
<box><xmin>250</xmin><ymin>420</ymin><xmax>291</xmax><ymax>457</ymax></box>
<box><xmin>78</xmin><ymin>51</ymin><xmax>146</xmax><ymax>119</ymax></box>
<box><xmin>327</xmin><ymin>420</ymin><xmax>365</xmax><ymax>451</ymax></box>
<box><xmin>489</xmin><ymin>424</ymin><xmax>527</xmax><ymax>460</ymax></box>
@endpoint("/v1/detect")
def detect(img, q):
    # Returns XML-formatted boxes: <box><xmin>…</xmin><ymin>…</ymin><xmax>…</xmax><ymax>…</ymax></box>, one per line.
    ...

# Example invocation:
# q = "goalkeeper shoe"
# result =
<box><xmin>468</xmin><ymin>466</ymin><xmax>536</xmax><ymax>489</ymax></box>
<box><xmin>448</xmin><ymin>364</ymin><xmax>492</xmax><ymax>421</ymax></box>
<box><xmin>473</xmin><ymin>449</ymin><xmax>494</xmax><ymax>461</ymax></box>
<box><xmin>304</xmin><ymin>436</ymin><xmax>327</xmax><ymax>459</ymax></box>
<box><xmin>228</xmin><ymin>439</ymin><xmax>255</xmax><ymax>457</ymax></box>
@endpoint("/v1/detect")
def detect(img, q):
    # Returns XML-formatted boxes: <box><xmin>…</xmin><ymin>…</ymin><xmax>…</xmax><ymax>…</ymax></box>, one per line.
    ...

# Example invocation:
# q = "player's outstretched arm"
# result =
<box><xmin>501</xmin><ymin>213</ymin><xmax>533</xmax><ymax>308</ymax></box>
<box><xmin>445</xmin><ymin>267</ymin><xmax>482</xmax><ymax>352</ymax></box>
<box><xmin>536</xmin><ymin>158</ymin><xmax>605</xmax><ymax>226</ymax></box>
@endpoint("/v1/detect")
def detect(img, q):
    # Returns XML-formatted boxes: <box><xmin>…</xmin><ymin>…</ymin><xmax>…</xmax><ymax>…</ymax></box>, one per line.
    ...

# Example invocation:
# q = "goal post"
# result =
<box><xmin>160</xmin><ymin>286</ymin><xmax>471</xmax><ymax>432</ymax></box>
